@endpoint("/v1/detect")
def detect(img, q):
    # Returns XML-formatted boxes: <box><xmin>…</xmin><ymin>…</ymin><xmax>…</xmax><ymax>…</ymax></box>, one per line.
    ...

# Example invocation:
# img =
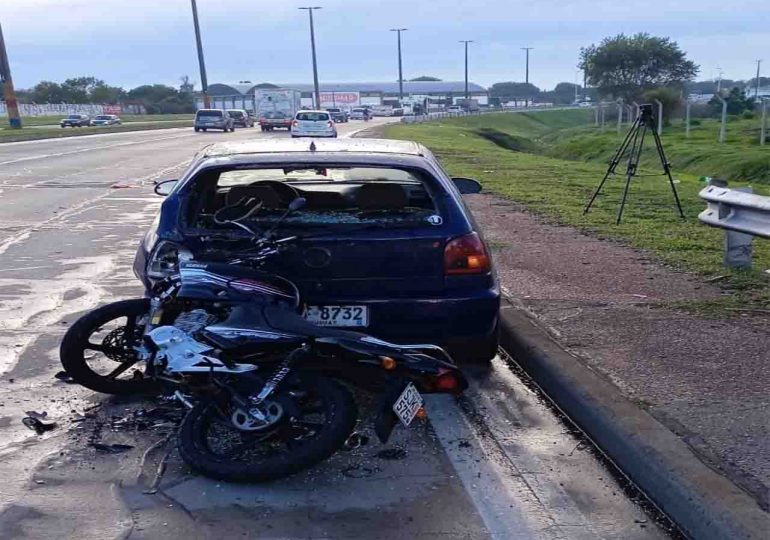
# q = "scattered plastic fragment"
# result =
<box><xmin>22</xmin><ymin>416</ymin><xmax>57</xmax><ymax>435</ymax></box>
<box><xmin>91</xmin><ymin>443</ymin><xmax>135</xmax><ymax>454</ymax></box>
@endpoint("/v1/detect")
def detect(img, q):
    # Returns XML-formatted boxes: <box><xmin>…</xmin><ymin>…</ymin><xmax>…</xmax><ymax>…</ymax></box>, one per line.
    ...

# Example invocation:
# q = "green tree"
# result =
<box><xmin>580</xmin><ymin>33</ymin><xmax>698</xmax><ymax>102</ymax></box>
<box><xmin>90</xmin><ymin>83</ymin><xmax>126</xmax><ymax>104</ymax></box>
<box><xmin>409</xmin><ymin>76</ymin><xmax>442</xmax><ymax>82</ymax></box>
<box><xmin>31</xmin><ymin>81</ymin><xmax>66</xmax><ymax>103</ymax></box>
<box><xmin>709</xmin><ymin>87</ymin><xmax>754</xmax><ymax>116</ymax></box>
<box><xmin>489</xmin><ymin>82</ymin><xmax>540</xmax><ymax>102</ymax></box>
<box><xmin>642</xmin><ymin>87</ymin><xmax>682</xmax><ymax>124</ymax></box>
<box><xmin>544</xmin><ymin>82</ymin><xmax>582</xmax><ymax>104</ymax></box>
<box><xmin>61</xmin><ymin>76</ymin><xmax>105</xmax><ymax>102</ymax></box>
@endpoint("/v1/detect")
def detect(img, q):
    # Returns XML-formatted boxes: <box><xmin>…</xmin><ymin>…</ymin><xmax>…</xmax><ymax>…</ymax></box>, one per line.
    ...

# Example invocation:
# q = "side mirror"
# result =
<box><xmin>154</xmin><ymin>179</ymin><xmax>178</xmax><ymax>196</ymax></box>
<box><xmin>452</xmin><ymin>177</ymin><xmax>482</xmax><ymax>194</ymax></box>
<box><xmin>289</xmin><ymin>197</ymin><xmax>307</xmax><ymax>211</ymax></box>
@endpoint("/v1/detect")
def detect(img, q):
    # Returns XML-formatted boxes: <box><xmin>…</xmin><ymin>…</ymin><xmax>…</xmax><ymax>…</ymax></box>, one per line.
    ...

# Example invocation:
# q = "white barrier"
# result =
<box><xmin>0</xmin><ymin>102</ymin><xmax>145</xmax><ymax>117</ymax></box>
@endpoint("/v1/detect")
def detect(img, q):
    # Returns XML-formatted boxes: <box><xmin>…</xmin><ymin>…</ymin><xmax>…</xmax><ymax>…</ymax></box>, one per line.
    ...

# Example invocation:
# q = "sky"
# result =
<box><xmin>1</xmin><ymin>0</ymin><xmax>768</xmax><ymax>92</ymax></box>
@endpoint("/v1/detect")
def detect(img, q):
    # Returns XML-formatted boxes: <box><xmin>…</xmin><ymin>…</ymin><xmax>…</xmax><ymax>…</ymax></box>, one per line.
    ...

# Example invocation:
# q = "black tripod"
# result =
<box><xmin>583</xmin><ymin>104</ymin><xmax>685</xmax><ymax>224</ymax></box>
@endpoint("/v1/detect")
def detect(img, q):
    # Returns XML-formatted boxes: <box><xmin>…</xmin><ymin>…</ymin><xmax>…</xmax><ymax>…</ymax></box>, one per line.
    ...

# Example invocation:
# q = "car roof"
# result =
<box><xmin>200</xmin><ymin>138</ymin><xmax>427</xmax><ymax>159</ymax></box>
<box><xmin>296</xmin><ymin>110</ymin><xmax>330</xmax><ymax>114</ymax></box>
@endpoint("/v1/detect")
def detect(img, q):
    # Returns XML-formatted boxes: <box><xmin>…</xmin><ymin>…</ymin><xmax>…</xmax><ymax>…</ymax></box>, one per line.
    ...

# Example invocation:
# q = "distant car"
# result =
<box><xmin>60</xmin><ymin>114</ymin><xmax>91</xmax><ymax>128</ymax></box>
<box><xmin>326</xmin><ymin>107</ymin><xmax>348</xmax><ymax>123</ymax></box>
<box><xmin>259</xmin><ymin>111</ymin><xmax>293</xmax><ymax>131</ymax></box>
<box><xmin>350</xmin><ymin>107</ymin><xmax>367</xmax><ymax>120</ymax></box>
<box><xmin>91</xmin><ymin>114</ymin><xmax>122</xmax><ymax>126</ymax></box>
<box><xmin>227</xmin><ymin>109</ymin><xmax>254</xmax><ymax>128</ymax></box>
<box><xmin>291</xmin><ymin>110</ymin><xmax>337</xmax><ymax>138</ymax></box>
<box><xmin>578</xmin><ymin>101</ymin><xmax>592</xmax><ymax>108</ymax></box>
<box><xmin>446</xmin><ymin>106</ymin><xmax>463</xmax><ymax>113</ymax></box>
<box><xmin>194</xmin><ymin>109</ymin><xmax>235</xmax><ymax>132</ymax></box>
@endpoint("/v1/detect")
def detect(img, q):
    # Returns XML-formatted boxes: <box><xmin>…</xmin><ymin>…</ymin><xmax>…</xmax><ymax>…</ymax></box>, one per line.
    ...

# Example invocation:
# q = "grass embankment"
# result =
<box><xmin>385</xmin><ymin>110</ymin><xmax>770</xmax><ymax>313</ymax></box>
<box><xmin>0</xmin><ymin>114</ymin><xmax>193</xmax><ymax>143</ymax></box>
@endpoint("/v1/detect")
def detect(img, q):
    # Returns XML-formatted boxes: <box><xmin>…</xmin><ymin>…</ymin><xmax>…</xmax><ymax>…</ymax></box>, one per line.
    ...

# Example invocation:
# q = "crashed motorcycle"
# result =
<box><xmin>60</xmin><ymin>196</ymin><xmax>467</xmax><ymax>482</ymax></box>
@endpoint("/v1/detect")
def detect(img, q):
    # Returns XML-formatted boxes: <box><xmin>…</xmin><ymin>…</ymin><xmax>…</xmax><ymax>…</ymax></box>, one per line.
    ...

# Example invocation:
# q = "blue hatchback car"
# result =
<box><xmin>134</xmin><ymin>139</ymin><xmax>500</xmax><ymax>362</ymax></box>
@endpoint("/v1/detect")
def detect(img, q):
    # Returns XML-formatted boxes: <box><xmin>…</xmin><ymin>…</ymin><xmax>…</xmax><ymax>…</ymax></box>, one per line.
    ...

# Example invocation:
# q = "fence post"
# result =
<box><xmin>601</xmin><ymin>106</ymin><xmax>606</xmax><ymax>131</ymax></box>
<box><xmin>626</xmin><ymin>105</ymin><xmax>634</xmax><ymax>124</ymax></box>
<box><xmin>717</xmin><ymin>96</ymin><xmax>727</xmax><ymax>143</ymax></box>
<box><xmin>594</xmin><ymin>106</ymin><xmax>599</xmax><ymax>126</ymax></box>
<box><xmin>617</xmin><ymin>100</ymin><xmax>623</xmax><ymax>134</ymax></box>
<box><xmin>761</xmin><ymin>98</ymin><xmax>767</xmax><ymax>146</ymax></box>
<box><xmin>654</xmin><ymin>99</ymin><xmax>663</xmax><ymax>135</ymax></box>
<box><xmin>632</xmin><ymin>101</ymin><xmax>640</xmax><ymax>119</ymax></box>
<box><xmin>685</xmin><ymin>100</ymin><xmax>691</xmax><ymax>138</ymax></box>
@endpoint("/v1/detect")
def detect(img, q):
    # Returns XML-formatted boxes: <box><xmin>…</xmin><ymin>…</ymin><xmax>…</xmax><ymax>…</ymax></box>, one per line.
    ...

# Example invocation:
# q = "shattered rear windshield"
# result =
<box><xmin>189</xmin><ymin>167</ymin><xmax>442</xmax><ymax>230</ymax></box>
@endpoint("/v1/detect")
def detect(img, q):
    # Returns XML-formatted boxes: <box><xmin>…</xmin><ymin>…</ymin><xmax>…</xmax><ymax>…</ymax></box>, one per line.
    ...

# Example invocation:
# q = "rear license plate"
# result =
<box><xmin>393</xmin><ymin>383</ymin><xmax>423</xmax><ymax>427</ymax></box>
<box><xmin>304</xmin><ymin>305</ymin><xmax>368</xmax><ymax>327</ymax></box>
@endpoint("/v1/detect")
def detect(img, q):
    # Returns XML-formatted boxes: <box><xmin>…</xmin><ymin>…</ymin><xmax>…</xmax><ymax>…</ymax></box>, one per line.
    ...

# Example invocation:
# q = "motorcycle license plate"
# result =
<box><xmin>393</xmin><ymin>383</ymin><xmax>424</xmax><ymax>427</ymax></box>
<box><xmin>304</xmin><ymin>305</ymin><xmax>368</xmax><ymax>327</ymax></box>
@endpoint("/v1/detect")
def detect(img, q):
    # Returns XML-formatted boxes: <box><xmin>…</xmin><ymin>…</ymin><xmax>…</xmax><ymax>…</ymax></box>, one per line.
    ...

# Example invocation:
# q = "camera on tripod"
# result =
<box><xmin>583</xmin><ymin>102</ymin><xmax>685</xmax><ymax>224</ymax></box>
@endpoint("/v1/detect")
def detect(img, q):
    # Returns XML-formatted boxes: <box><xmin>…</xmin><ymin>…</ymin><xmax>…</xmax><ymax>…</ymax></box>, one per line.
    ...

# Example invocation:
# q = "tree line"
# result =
<box><xmin>14</xmin><ymin>76</ymin><xmax>197</xmax><ymax>114</ymax></box>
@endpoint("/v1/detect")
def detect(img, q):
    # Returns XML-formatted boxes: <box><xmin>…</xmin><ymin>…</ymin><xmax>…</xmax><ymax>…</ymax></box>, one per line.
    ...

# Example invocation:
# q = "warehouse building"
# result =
<box><xmin>197</xmin><ymin>81</ymin><xmax>488</xmax><ymax>110</ymax></box>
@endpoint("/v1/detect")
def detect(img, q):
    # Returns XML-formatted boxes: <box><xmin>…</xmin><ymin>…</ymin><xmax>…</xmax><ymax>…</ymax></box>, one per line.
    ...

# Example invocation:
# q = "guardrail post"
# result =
<box><xmin>717</xmin><ymin>96</ymin><xmax>727</xmax><ymax>143</ymax></box>
<box><xmin>721</xmin><ymin>183</ymin><xmax>754</xmax><ymax>268</ymax></box>
<box><xmin>685</xmin><ymin>100</ymin><xmax>691</xmax><ymax>138</ymax></box>
<box><xmin>761</xmin><ymin>98</ymin><xmax>767</xmax><ymax>146</ymax></box>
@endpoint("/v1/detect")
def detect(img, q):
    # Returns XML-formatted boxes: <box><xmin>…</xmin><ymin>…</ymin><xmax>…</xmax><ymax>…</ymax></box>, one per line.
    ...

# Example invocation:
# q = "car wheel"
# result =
<box><xmin>194</xmin><ymin>127</ymin><xmax>200</xmax><ymax>132</ymax></box>
<box><xmin>452</xmin><ymin>323</ymin><xmax>499</xmax><ymax>365</ymax></box>
<box><xmin>202</xmin><ymin>128</ymin><xmax>207</xmax><ymax>132</ymax></box>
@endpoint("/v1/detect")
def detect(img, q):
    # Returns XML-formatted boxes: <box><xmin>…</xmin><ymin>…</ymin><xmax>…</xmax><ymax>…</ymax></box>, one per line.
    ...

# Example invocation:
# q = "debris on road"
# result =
<box><xmin>91</xmin><ymin>442</ymin><xmax>135</xmax><ymax>454</ymax></box>
<box><xmin>54</xmin><ymin>370</ymin><xmax>75</xmax><ymax>383</ymax></box>
<box><xmin>375</xmin><ymin>447</ymin><xmax>407</xmax><ymax>460</ymax></box>
<box><xmin>22</xmin><ymin>416</ymin><xmax>58</xmax><ymax>434</ymax></box>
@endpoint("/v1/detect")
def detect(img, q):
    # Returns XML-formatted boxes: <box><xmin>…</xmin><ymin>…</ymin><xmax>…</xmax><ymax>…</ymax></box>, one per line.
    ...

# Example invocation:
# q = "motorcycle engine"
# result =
<box><xmin>173</xmin><ymin>309</ymin><xmax>219</xmax><ymax>335</ymax></box>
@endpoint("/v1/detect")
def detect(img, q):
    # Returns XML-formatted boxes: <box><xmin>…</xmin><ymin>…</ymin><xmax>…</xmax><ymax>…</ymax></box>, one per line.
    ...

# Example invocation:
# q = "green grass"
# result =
<box><xmin>1</xmin><ymin>113</ymin><xmax>193</xmax><ymax>128</ymax></box>
<box><xmin>0</xmin><ymin>119</ymin><xmax>192</xmax><ymax>143</ymax></box>
<box><xmin>384</xmin><ymin>111</ymin><xmax>770</xmax><ymax>313</ymax></box>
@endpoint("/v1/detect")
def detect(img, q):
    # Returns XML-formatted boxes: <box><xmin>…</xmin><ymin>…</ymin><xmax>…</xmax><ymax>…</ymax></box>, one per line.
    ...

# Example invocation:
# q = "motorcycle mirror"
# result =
<box><xmin>289</xmin><ymin>197</ymin><xmax>307</xmax><ymax>211</ymax></box>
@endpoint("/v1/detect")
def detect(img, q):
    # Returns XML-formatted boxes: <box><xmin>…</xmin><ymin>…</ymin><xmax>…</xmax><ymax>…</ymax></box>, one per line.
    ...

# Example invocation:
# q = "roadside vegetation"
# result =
<box><xmin>385</xmin><ymin>110</ymin><xmax>770</xmax><ymax>313</ymax></box>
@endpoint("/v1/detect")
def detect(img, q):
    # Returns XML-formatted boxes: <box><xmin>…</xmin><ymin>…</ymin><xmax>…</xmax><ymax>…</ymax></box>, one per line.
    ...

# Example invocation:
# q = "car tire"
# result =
<box><xmin>202</xmin><ymin>128</ymin><xmax>207</xmax><ymax>132</ymax></box>
<box><xmin>194</xmin><ymin>127</ymin><xmax>200</xmax><ymax>132</ymax></box>
<box><xmin>451</xmin><ymin>323</ymin><xmax>499</xmax><ymax>366</ymax></box>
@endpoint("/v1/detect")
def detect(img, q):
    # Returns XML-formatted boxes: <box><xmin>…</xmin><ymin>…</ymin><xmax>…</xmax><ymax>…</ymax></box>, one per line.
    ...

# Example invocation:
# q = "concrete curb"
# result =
<box><xmin>498</xmin><ymin>300</ymin><xmax>770</xmax><ymax>540</ymax></box>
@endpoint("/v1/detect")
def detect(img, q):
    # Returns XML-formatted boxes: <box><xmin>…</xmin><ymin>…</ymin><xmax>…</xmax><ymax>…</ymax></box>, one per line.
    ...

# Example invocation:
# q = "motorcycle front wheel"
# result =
<box><xmin>178</xmin><ymin>373</ymin><xmax>357</xmax><ymax>482</ymax></box>
<box><xmin>59</xmin><ymin>298</ymin><xmax>162</xmax><ymax>395</ymax></box>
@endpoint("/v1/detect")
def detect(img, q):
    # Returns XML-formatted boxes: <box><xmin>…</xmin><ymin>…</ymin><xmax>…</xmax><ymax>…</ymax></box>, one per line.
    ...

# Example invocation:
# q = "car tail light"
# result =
<box><xmin>443</xmin><ymin>232</ymin><xmax>490</xmax><ymax>275</ymax></box>
<box><xmin>327</xmin><ymin>121</ymin><xmax>333</xmax><ymax>127</ymax></box>
<box><xmin>432</xmin><ymin>369</ymin><xmax>463</xmax><ymax>393</ymax></box>
<box><xmin>147</xmin><ymin>241</ymin><xmax>192</xmax><ymax>279</ymax></box>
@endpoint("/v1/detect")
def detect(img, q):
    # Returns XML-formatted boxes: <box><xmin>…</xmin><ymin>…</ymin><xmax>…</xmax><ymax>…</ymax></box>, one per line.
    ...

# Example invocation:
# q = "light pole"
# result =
<box><xmin>755</xmin><ymin>59</ymin><xmax>763</xmax><ymax>100</ymax></box>
<box><xmin>460</xmin><ymin>40</ymin><xmax>473</xmax><ymax>102</ymax></box>
<box><xmin>390</xmin><ymin>28</ymin><xmax>407</xmax><ymax>103</ymax></box>
<box><xmin>189</xmin><ymin>0</ymin><xmax>210</xmax><ymax>108</ymax></box>
<box><xmin>0</xmin><ymin>22</ymin><xmax>21</xmax><ymax>128</ymax></box>
<box><xmin>299</xmin><ymin>7</ymin><xmax>322</xmax><ymax>109</ymax></box>
<box><xmin>521</xmin><ymin>47</ymin><xmax>533</xmax><ymax>106</ymax></box>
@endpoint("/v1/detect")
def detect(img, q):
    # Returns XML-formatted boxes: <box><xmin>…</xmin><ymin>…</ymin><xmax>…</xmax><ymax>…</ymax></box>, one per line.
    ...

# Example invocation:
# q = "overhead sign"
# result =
<box><xmin>319</xmin><ymin>92</ymin><xmax>360</xmax><ymax>106</ymax></box>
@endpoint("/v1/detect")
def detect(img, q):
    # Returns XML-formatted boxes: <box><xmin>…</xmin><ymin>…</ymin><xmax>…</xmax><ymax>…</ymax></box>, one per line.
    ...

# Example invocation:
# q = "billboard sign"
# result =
<box><xmin>319</xmin><ymin>91</ymin><xmax>360</xmax><ymax>107</ymax></box>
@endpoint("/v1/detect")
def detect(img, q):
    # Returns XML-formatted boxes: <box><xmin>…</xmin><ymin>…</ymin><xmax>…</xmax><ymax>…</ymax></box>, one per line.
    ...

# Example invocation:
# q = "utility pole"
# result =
<box><xmin>190</xmin><ymin>0</ymin><xmax>210</xmax><ymax>108</ymax></box>
<box><xmin>299</xmin><ymin>7</ymin><xmax>323</xmax><ymax>109</ymax></box>
<box><xmin>755</xmin><ymin>60</ymin><xmax>762</xmax><ymax>100</ymax></box>
<box><xmin>460</xmin><ymin>40</ymin><xmax>473</xmax><ymax>102</ymax></box>
<box><xmin>390</xmin><ymin>29</ymin><xmax>407</xmax><ymax>103</ymax></box>
<box><xmin>0</xmin><ymin>23</ymin><xmax>21</xmax><ymax>128</ymax></box>
<box><xmin>521</xmin><ymin>47</ymin><xmax>533</xmax><ymax>106</ymax></box>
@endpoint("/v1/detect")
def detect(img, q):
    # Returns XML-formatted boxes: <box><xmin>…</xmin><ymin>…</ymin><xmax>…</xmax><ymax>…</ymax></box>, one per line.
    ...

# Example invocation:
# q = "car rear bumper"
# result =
<box><xmin>292</xmin><ymin>130</ymin><xmax>337</xmax><ymax>137</ymax></box>
<box><xmin>302</xmin><ymin>289</ymin><xmax>500</xmax><ymax>346</ymax></box>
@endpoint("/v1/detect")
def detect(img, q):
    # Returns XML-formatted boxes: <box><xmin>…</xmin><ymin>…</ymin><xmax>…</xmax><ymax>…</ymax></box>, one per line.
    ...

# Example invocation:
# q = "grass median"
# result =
<box><xmin>385</xmin><ymin>111</ymin><xmax>770</xmax><ymax>314</ymax></box>
<box><xmin>0</xmin><ymin>117</ymin><xmax>193</xmax><ymax>143</ymax></box>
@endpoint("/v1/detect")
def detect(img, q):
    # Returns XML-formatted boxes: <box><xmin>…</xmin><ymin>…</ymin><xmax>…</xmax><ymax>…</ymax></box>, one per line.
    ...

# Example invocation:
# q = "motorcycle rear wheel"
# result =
<box><xmin>178</xmin><ymin>373</ymin><xmax>357</xmax><ymax>482</ymax></box>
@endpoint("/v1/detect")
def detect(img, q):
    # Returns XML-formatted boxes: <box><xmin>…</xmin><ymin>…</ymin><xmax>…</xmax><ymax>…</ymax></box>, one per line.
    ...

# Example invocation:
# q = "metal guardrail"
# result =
<box><xmin>698</xmin><ymin>185</ymin><xmax>770</xmax><ymax>239</ymax></box>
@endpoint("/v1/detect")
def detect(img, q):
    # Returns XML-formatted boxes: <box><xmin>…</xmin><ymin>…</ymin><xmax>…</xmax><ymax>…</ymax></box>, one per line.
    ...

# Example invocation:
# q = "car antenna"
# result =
<box><xmin>309</xmin><ymin>141</ymin><xmax>317</xmax><ymax>152</ymax></box>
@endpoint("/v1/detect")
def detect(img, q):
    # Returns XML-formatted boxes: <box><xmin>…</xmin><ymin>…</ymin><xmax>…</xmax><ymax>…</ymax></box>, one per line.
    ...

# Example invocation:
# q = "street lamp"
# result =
<box><xmin>299</xmin><ymin>7</ymin><xmax>322</xmax><ymax>109</ymax></box>
<box><xmin>390</xmin><ymin>28</ymin><xmax>407</xmax><ymax>102</ymax></box>
<box><xmin>459</xmin><ymin>40</ymin><xmax>474</xmax><ymax>102</ymax></box>
<box><xmin>189</xmin><ymin>0</ymin><xmax>210</xmax><ymax>108</ymax></box>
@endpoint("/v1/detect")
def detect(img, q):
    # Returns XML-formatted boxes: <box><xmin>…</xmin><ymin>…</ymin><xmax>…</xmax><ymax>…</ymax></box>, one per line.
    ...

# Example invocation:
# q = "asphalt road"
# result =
<box><xmin>0</xmin><ymin>122</ymin><xmax>670</xmax><ymax>539</ymax></box>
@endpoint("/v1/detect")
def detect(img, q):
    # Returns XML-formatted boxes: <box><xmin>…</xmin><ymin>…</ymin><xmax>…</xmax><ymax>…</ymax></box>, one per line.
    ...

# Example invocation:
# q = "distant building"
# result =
<box><xmin>196</xmin><ymin>81</ymin><xmax>488</xmax><ymax>110</ymax></box>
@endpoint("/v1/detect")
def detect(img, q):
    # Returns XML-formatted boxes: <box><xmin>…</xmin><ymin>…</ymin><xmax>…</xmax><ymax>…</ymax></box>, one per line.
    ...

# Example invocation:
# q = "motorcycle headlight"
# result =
<box><xmin>146</xmin><ymin>241</ymin><xmax>193</xmax><ymax>279</ymax></box>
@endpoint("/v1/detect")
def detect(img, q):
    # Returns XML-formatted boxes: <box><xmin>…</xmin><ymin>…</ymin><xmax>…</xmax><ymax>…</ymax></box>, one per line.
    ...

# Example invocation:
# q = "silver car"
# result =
<box><xmin>290</xmin><ymin>110</ymin><xmax>337</xmax><ymax>138</ymax></box>
<box><xmin>194</xmin><ymin>109</ymin><xmax>235</xmax><ymax>132</ymax></box>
